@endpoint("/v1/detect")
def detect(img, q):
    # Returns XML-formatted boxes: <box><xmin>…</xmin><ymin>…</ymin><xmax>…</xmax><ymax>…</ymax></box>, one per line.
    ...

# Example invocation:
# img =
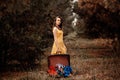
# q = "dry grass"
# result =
<box><xmin>1</xmin><ymin>36</ymin><xmax>120</xmax><ymax>80</ymax></box>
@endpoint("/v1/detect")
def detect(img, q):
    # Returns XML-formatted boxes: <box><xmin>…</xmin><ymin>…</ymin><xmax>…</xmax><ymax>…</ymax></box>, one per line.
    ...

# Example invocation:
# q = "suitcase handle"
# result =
<box><xmin>56</xmin><ymin>51</ymin><xmax>62</xmax><ymax>54</ymax></box>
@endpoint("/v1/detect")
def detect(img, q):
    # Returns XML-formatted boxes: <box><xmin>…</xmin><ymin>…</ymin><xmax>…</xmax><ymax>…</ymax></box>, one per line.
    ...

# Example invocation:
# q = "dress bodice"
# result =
<box><xmin>53</xmin><ymin>27</ymin><xmax>63</xmax><ymax>42</ymax></box>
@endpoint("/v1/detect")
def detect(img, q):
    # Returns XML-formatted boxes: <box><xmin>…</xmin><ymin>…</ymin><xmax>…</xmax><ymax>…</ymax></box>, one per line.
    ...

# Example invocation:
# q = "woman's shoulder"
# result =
<box><xmin>53</xmin><ymin>26</ymin><xmax>62</xmax><ymax>30</ymax></box>
<box><xmin>53</xmin><ymin>26</ymin><xmax>60</xmax><ymax>31</ymax></box>
<box><xmin>52</xmin><ymin>26</ymin><xmax>58</xmax><ymax>32</ymax></box>
<box><xmin>53</xmin><ymin>26</ymin><xmax>57</xmax><ymax>30</ymax></box>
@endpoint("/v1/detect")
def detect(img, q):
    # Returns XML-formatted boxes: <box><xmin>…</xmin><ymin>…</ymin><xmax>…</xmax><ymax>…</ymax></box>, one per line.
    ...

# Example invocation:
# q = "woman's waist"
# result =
<box><xmin>54</xmin><ymin>40</ymin><xmax>64</xmax><ymax>43</ymax></box>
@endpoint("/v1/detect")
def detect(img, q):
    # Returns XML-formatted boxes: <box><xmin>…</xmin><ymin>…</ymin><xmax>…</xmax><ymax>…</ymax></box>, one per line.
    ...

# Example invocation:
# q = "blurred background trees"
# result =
<box><xmin>74</xmin><ymin>0</ymin><xmax>120</xmax><ymax>38</ymax></box>
<box><xmin>0</xmin><ymin>0</ymin><xmax>72</xmax><ymax>71</ymax></box>
<box><xmin>73</xmin><ymin>0</ymin><xmax>120</xmax><ymax>54</ymax></box>
<box><xmin>0</xmin><ymin>0</ymin><xmax>120</xmax><ymax>71</ymax></box>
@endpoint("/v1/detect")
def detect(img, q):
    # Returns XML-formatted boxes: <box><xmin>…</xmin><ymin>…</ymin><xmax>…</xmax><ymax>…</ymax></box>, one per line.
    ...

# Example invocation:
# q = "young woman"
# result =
<box><xmin>51</xmin><ymin>16</ymin><xmax>67</xmax><ymax>55</ymax></box>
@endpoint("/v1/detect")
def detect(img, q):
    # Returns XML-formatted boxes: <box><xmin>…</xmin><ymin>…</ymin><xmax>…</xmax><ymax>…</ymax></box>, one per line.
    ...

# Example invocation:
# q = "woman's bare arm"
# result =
<box><xmin>53</xmin><ymin>27</ymin><xmax>60</xmax><ymax>52</ymax></box>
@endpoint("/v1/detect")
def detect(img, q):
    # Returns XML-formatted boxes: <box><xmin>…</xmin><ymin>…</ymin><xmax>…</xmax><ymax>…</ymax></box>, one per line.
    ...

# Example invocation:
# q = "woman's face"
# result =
<box><xmin>56</xmin><ymin>17</ymin><xmax>61</xmax><ymax>26</ymax></box>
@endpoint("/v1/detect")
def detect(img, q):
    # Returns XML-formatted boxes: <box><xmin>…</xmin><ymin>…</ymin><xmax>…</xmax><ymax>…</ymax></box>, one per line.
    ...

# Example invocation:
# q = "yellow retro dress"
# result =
<box><xmin>51</xmin><ymin>27</ymin><xmax>67</xmax><ymax>55</ymax></box>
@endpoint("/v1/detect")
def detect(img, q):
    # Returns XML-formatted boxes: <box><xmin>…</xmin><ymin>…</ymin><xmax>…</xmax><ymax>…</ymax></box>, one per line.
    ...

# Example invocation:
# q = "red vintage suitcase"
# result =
<box><xmin>48</xmin><ymin>54</ymin><xmax>70</xmax><ymax>67</ymax></box>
